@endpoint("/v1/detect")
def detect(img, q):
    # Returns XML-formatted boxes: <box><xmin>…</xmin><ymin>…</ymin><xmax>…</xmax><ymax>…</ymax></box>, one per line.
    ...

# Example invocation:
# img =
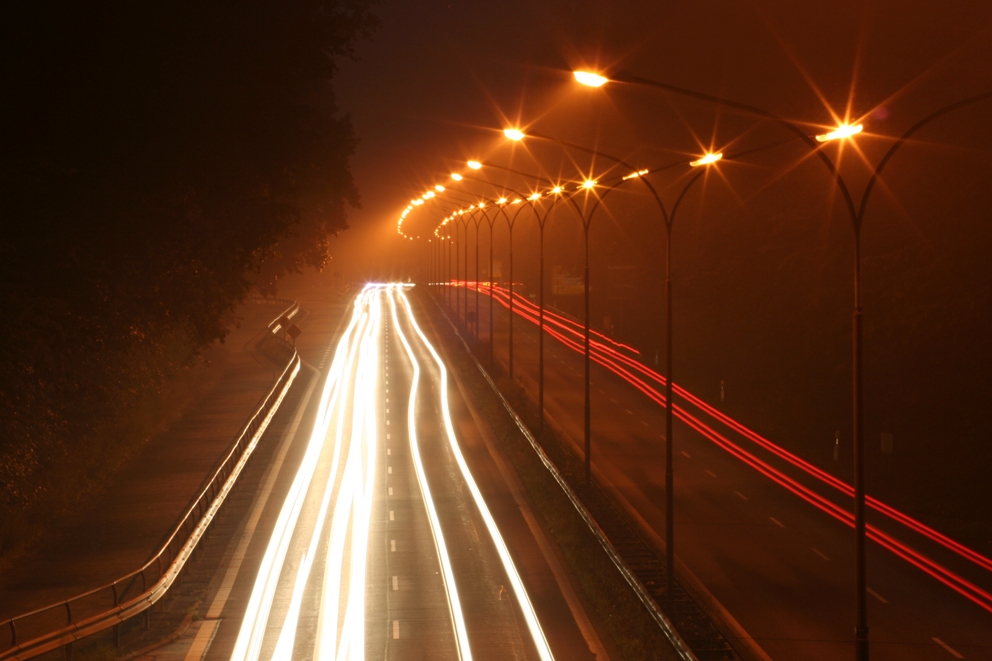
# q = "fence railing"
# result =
<box><xmin>0</xmin><ymin>303</ymin><xmax>303</xmax><ymax>661</ymax></box>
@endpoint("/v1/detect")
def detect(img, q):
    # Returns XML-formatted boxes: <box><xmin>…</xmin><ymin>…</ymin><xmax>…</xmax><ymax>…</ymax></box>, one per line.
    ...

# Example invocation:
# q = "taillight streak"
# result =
<box><xmin>466</xmin><ymin>284</ymin><xmax>992</xmax><ymax>609</ymax></box>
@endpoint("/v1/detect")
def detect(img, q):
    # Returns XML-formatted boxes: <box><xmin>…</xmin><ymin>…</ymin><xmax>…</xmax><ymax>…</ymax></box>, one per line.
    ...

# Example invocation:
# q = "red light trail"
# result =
<box><xmin>448</xmin><ymin>281</ymin><xmax>992</xmax><ymax>614</ymax></box>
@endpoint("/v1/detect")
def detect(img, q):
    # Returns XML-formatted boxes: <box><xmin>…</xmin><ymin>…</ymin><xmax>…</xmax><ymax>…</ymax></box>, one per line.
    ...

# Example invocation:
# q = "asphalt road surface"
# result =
<box><xmin>451</xmin><ymin>283</ymin><xmax>992</xmax><ymax>661</ymax></box>
<box><xmin>201</xmin><ymin>284</ymin><xmax>601</xmax><ymax>661</ymax></box>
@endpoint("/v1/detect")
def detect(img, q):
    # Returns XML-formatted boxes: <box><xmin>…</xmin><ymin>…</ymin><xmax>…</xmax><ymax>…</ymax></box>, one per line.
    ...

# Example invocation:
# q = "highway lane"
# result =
<box><xmin>195</xmin><ymin>284</ymin><xmax>598</xmax><ymax>661</ymax></box>
<box><xmin>456</xmin><ymin>284</ymin><xmax>992</xmax><ymax>660</ymax></box>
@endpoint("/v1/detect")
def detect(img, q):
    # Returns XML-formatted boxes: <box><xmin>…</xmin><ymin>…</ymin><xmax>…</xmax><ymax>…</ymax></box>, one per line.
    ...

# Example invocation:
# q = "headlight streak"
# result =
<box><xmin>270</xmin><ymin>296</ymin><xmax>377</xmax><ymax>661</ymax></box>
<box><xmin>472</xmin><ymin>283</ymin><xmax>992</xmax><ymax>614</ymax></box>
<box><xmin>386</xmin><ymin>288</ymin><xmax>473</xmax><ymax>661</ymax></box>
<box><xmin>397</xmin><ymin>290</ymin><xmax>556</xmax><ymax>661</ymax></box>
<box><xmin>315</xmin><ymin>288</ymin><xmax>382</xmax><ymax>661</ymax></box>
<box><xmin>231</xmin><ymin>290</ymin><xmax>372</xmax><ymax>661</ymax></box>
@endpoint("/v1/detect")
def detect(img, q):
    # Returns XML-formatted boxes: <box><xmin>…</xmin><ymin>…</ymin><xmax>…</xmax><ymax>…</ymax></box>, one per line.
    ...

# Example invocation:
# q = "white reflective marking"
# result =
<box><xmin>933</xmin><ymin>637</ymin><xmax>964</xmax><ymax>658</ymax></box>
<box><xmin>769</xmin><ymin>517</ymin><xmax>785</xmax><ymax>528</ymax></box>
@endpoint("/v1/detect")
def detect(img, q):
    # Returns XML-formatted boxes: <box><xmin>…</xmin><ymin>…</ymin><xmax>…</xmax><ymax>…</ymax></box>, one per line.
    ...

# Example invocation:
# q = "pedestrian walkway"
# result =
<box><xmin>0</xmin><ymin>286</ymin><xmax>346</xmax><ymax>623</ymax></box>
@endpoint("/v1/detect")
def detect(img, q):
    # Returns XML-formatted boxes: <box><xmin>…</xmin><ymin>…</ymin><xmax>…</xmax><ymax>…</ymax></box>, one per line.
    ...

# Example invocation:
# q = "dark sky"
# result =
<box><xmin>328</xmin><ymin>0</ymin><xmax>992</xmax><ymax>523</ymax></box>
<box><xmin>332</xmin><ymin>0</ymin><xmax>992</xmax><ymax>273</ymax></box>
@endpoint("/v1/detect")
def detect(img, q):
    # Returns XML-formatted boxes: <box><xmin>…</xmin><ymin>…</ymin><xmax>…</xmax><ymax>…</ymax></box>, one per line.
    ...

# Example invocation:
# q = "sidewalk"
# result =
<box><xmin>0</xmin><ymin>284</ymin><xmax>347</xmax><ymax>623</ymax></box>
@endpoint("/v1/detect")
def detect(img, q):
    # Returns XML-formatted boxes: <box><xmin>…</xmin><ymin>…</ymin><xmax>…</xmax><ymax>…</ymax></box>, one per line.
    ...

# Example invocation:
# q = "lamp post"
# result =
<box><xmin>577</xmin><ymin>68</ymin><xmax>992</xmax><ymax>658</ymax></box>
<box><xmin>468</xmin><ymin>157</ymin><xmax>564</xmax><ymax>435</ymax></box>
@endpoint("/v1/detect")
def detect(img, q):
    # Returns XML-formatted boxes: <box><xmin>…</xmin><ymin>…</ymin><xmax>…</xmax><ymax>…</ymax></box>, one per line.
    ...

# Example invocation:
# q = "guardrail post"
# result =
<box><xmin>9</xmin><ymin>618</ymin><xmax>16</xmax><ymax>646</ymax></box>
<box><xmin>112</xmin><ymin>583</ymin><xmax>120</xmax><ymax>648</ymax></box>
<box><xmin>63</xmin><ymin>602</ymin><xmax>73</xmax><ymax>661</ymax></box>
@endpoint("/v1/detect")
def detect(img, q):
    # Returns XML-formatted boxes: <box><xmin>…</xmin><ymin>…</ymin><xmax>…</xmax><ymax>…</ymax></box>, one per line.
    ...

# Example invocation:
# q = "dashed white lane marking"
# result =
<box><xmin>386</xmin><ymin>398</ymin><xmax>389</xmax><ymax>403</ymax></box>
<box><xmin>391</xmin><ymin>576</ymin><xmax>399</xmax><ymax>591</ymax></box>
<box><xmin>388</xmin><ymin>487</ymin><xmax>393</xmax><ymax>495</ymax></box>
<box><xmin>392</xmin><ymin>620</ymin><xmax>400</xmax><ymax>640</ymax></box>
<box><xmin>624</xmin><ymin>409</ymin><xmax>633</xmax><ymax>415</ymax></box>
<box><xmin>386</xmin><ymin>408</ymin><xmax>390</xmax><ymax>413</ymax></box>
<box><xmin>388</xmin><ymin>466</ymin><xmax>392</xmax><ymax>474</ymax></box>
<box><xmin>641</xmin><ymin>421</ymin><xmax>650</xmax><ymax>427</ymax></box>
<box><xmin>390</xmin><ymin>540</ymin><xmax>396</xmax><ymax>552</ymax></box>
<box><xmin>389</xmin><ymin>511</ymin><xmax>394</xmax><ymax>521</ymax></box>
<box><xmin>734</xmin><ymin>491</ymin><xmax>748</xmax><ymax>500</ymax></box>
<box><xmin>387</xmin><ymin>448</ymin><xmax>391</xmax><ymax>455</ymax></box>
<box><xmin>610</xmin><ymin>398</ymin><xmax>618</xmax><ymax>404</ymax></box>
<box><xmin>705</xmin><ymin>469</ymin><xmax>717</xmax><ymax>478</ymax></box>
<box><xmin>932</xmin><ymin>637</ymin><xmax>964</xmax><ymax>658</ymax></box>
<box><xmin>681</xmin><ymin>451</ymin><xmax>692</xmax><ymax>459</ymax></box>
<box><xmin>386</xmin><ymin>420</ymin><xmax>390</xmax><ymax>425</ymax></box>
<box><xmin>386</xmin><ymin>434</ymin><xmax>390</xmax><ymax>439</ymax></box>
<box><xmin>769</xmin><ymin>517</ymin><xmax>785</xmax><ymax>528</ymax></box>
<box><xmin>812</xmin><ymin>548</ymin><xmax>830</xmax><ymax>561</ymax></box>
<box><xmin>867</xmin><ymin>588</ymin><xmax>888</xmax><ymax>604</ymax></box>
<box><xmin>182</xmin><ymin>619</ymin><xmax>220</xmax><ymax>661</ymax></box>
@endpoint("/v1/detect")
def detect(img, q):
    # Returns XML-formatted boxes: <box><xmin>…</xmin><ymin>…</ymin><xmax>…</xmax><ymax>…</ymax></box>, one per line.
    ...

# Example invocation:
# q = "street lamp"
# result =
<box><xmin>578</xmin><ymin>67</ymin><xmax>992</xmax><ymax>660</ymax></box>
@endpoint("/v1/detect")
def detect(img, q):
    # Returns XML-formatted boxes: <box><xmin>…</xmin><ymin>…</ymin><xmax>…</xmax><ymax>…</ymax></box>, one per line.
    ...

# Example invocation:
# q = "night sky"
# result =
<box><xmin>331</xmin><ymin>0</ymin><xmax>992</xmax><ymax>540</ymax></box>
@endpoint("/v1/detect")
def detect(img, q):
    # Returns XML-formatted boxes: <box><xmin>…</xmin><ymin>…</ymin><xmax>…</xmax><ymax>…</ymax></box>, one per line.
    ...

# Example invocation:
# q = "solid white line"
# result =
<box><xmin>388</xmin><ymin>290</ymin><xmax>473</xmax><ymax>661</ymax></box>
<box><xmin>183</xmin><ymin>619</ymin><xmax>221</xmax><ymax>661</ymax></box>
<box><xmin>206</xmin><ymin>363</ymin><xmax>320</xmax><ymax>620</ymax></box>
<box><xmin>399</xmin><ymin>290</ymin><xmax>555</xmax><ymax>661</ymax></box>
<box><xmin>769</xmin><ymin>517</ymin><xmax>785</xmax><ymax>528</ymax></box>
<box><xmin>933</xmin><ymin>637</ymin><xmax>964</xmax><ymax>658</ymax></box>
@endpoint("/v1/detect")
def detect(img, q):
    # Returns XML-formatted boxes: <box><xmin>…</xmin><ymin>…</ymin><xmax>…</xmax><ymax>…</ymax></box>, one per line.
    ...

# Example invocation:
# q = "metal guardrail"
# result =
<box><xmin>267</xmin><ymin>302</ymin><xmax>300</xmax><ymax>335</ymax></box>
<box><xmin>431</xmin><ymin>297</ymin><xmax>699</xmax><ymax>661</ymax></box>
<box><xmin>0</xmin><ymin>304</ymin><xmax>303</xmax><ymax>661</ymax></box>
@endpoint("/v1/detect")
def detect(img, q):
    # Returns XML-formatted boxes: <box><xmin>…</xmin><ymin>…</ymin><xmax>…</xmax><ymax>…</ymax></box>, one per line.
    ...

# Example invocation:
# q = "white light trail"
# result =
<box><xmin>231</xmin><ymin>291</ymin><xmax>370</xmax><ymax>661</ymax></box>
<box><xmin>397</xmin><ymin>290</ymin><xmax>556</xmax><ymax>661</ymax></box>
<box><xmin>387</xmin><ymin>288</ymin><xmax>472</xmax><ymax>661</ymax></box>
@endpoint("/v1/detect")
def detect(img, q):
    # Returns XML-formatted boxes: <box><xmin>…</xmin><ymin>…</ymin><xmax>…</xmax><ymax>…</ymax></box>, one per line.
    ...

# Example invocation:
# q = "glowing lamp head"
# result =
<box><xmin>477</xmin><ymin>201</ymin><xmax>485</xmax><ymax>208</ymax></box>
<box><xmin>498</xmin><ymin>197</ymin><xmax>508</xmax><ymax>205</ymax></box>
<box><xmin>435</xmin><ymin>185</ymin><xmax>445</xmax><ymax>192</ymax></box>
<box><xmin>503</xmin><ymin>128</ymin><xmax>525</xmax><ymax>141</ymax></box>
<box><xmin>690</xmin><ymin>152</ymin><xmax>723</xmax><ymax>167</ymax></box>
<box><xmin>816</xmin><ymin>123</ymin><xmax>864</xmax><ymax>142</ymax></box>
<box><xmin>582</xmin><ymin>179</ymin><xmax>598</xmax><ymax>189</ymax></box>
<box><xmin>551</xmin><ymin>185</ymin><xmax>563</xmax><ymax>195</ymax></box>
<box><xmin>527</xmin><ymin>192</ymin><xmax>541</xmax><ymax>201</ymax></box>
<box><xmin>467</xmin><ymin>160</ymin><xmax>482</xmax><ymax>170</ymax></box>
<box><xmin>512</xmin><ymin>198</ymin><xmax>523</xmax><ymax>204</ymax></box>
<box><xmin>573</xmin><ymin>70</ymin><xmax>609</xmax><ymax>87</ymax></box>
<box><xmin>451</xmin><ymin>173</ymin><xmax>463</xmax><ymax>181</ymax></box>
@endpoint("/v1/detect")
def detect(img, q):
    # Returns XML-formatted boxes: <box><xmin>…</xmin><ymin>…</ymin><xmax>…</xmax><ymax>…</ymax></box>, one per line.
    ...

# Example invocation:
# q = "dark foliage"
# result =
<box><xmin>0</xmin><ymin>0</ymin><xmax>377</xmax><ymax>533</ymax></box>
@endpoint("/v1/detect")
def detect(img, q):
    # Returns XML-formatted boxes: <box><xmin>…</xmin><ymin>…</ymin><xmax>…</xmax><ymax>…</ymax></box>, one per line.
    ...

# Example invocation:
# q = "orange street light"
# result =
<box><xmin>467</xmin><ymin>160</ymin><xmax>483</xmax><ymax>169</ymax></box>
<box><xmin>573</xmin><ymin>70</ymin><xmax>609</xmax><ymax>87</ymax></box>
<box><xmin>451</xmin><ymin>173</ymin><xmax>463</xmax><ymax>181</ymax></box>
<box><xmin>690</xmin><ymin>152</ymin><xmax>723</xmax><ymax>167</ymax></box>
<box><xmin>551</xmin><ymin>185</ymin><xmax>563</xmax><ymax>194</ymax></box>
<box><xmin>498</xmin><ymin>197</ymin><xmax>508</xmax><ymax>205</ymax></box>
<box><xmin>582</xmin><ymin>179</ymin><xmax>598</xmax><ymax>189</ymax></box>
<box><xmin>816</xmin><ymin>123</ymin><xmax>864</xmax><ymax>142</ymax></box>
<box><xmin>504</xmin><ymin>128</ymin><xmax>526</xmax><ymax>141</ymax></box>
<box><xmin>527</xmin><ymin>192</ymin><xmax>542</xmax><ymax>201</ymax></box>
<box><xmin>622</xmin><ymin>169</ymin><xmax>650</xmax><ymax>180</ymax></box>
<box><xmin>435</xmin><ymin>185</ymin><xmax>445</xmax><ymax>192</ymax></box>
